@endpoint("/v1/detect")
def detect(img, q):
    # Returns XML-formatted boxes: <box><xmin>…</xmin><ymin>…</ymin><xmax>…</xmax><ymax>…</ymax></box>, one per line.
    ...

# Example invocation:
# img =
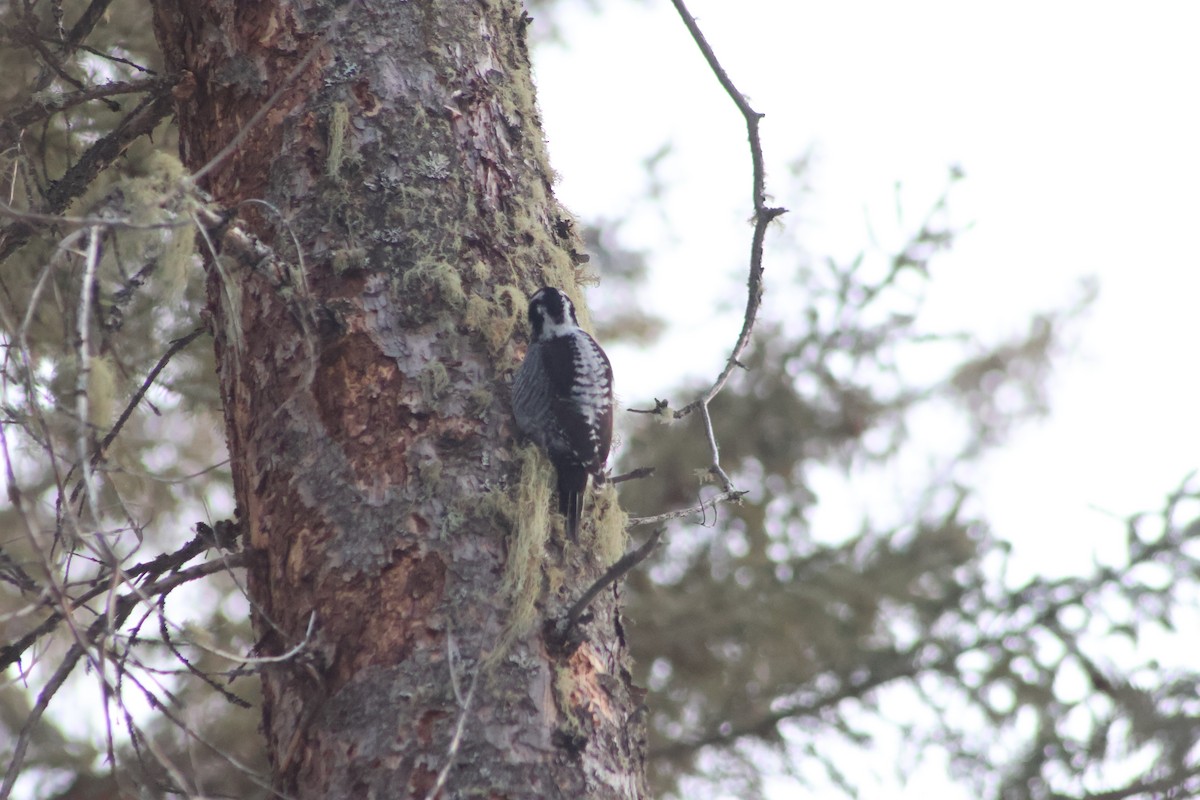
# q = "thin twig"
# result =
<box><xmin>0</xmin><ymin>533</ymin><xmax>242</xmax><ymax>673</ymax></box>
<box><xmin>117</xmin><ymin>664</ymin><xmax>278</xmax><ymax>796</ymax></box>
<box><xmin>699</xmin><ymin>402</ymin><xmax>732</xmax><ymax>491</ymax></box>
<box><xmin>95</xmin><ymin>326</ymin><xmax>206</xmax><ymax>465</ymax></box>
<box><xmin>64</xmin><ymin>0</ymin><xmax>118</xmax><ymax>57</ymax></box>
<box><xmin>0</xmin><ymin>89</ymin><xmax>174</xmax><ymax>261</ymax></box>
<box><xmin>626</xmin><ymin>490</ymin><xmax>746</xmax><ymax>528</ymax></box>
<box><xmin>0</xmin><ymin>635</ymin><xmax>89</xmax><ymax>800</ymax></box>
<box><xmin>556</xmin><ymin>527</ymin><xmax>665</xmax><ymax>641</ymax></box>
<box><xmin>106</xmin><ymin>671</ymin><xmax>196</xmax><ymax>796</ymax></box>
<box><xmin>210</xmin><ymin>611</ymin><xmax>316</xmax><ymax>667</ymax></box>
<box><xmin>423</xmin><ymin>630</ymin><xmax>480</xmax><ymax>800</ymax></box>
<box><xmin>0</xmin><ymin>554</ymin><xmax>237</xmax><ymax>798</ymax></box>
<box><xmin>75</xmin><ymin>225</ymin><xmax>102</xmax><ymax>527</ymax></box>
<box><xmin>0</xmin><ymin>548</ymin><xmax>39</xmax><ymax>595</ymax></box>
<box><xmin>0</xmin><ymin>554</ymin><xmax>248</xmax><ymax>794</ymax></box>
<box><xmin>0</xmin><ymin>76</ymin><xmax>170</xmax><ymax>139</ymax></box>
<box><xmin>13</xmin><ymin>17</ymin><xmax>97</xmax><ymax>99</ymax></box>
<box><xmin>611</xmin><ymin>466</ymin><xmax>656</xmax><ymax>485</ymax></box>
<box><xmin>191</xmin><ymin>41</ymin><xmax>325</xmax><ymax>185</ymax></box>
<box><xmin>628</xmin><ymin>398</ymin><xmax>670</xmax><ymax>416</ymax></box>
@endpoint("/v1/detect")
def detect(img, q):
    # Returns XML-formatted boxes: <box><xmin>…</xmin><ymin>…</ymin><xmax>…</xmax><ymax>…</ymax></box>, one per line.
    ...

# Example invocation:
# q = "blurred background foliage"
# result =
<box><xmin>2</xmin><ymin>2</ymin><xmax>1199</xmax><ymax>800</ymax></box>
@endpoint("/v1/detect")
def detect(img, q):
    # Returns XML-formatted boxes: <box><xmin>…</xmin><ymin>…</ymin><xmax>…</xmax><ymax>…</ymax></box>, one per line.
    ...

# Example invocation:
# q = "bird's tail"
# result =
<box><xmin>557</xmin><ymin>464</ymin><xmax>588</xmax><ymax>542</ymax></box>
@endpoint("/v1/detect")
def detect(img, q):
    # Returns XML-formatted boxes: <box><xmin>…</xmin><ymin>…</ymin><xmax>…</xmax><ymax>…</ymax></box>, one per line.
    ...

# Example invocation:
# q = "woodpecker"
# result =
<box><xmin>511</xmin><ymin>287</ymin><xmax>614</xmax><ymax>541</ymax></box>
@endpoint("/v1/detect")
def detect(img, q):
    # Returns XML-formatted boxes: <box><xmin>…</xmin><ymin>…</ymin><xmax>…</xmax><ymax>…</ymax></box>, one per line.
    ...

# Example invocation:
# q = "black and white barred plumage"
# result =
<box><xmin>511</xmin><ymin>287</ymin><xmax>614</xmax><ymax>541</ymax></box>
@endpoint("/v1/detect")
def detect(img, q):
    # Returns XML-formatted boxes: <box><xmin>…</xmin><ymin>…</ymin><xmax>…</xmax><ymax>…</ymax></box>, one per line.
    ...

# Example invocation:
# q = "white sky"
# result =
<box><xmin>534</xmin><ymin>2</ymin><xmax>1200</xmax><ymax>796</ymax></box>
<box><xmin>536</xmin><ymin>0</ymin><xmax>1200</xmax><ymax>562</ymax></box>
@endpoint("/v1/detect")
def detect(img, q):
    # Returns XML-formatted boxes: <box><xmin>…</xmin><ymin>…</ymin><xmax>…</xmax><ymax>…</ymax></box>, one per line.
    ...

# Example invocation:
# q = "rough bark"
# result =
<box><xmin>149</xmin><ymin>1</ymin><xmax>646</xmax><ymax>797</ymax></box>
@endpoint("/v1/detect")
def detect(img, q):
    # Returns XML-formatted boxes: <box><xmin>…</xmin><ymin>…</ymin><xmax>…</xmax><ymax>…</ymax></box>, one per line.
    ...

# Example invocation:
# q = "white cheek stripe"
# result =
<box><xmin>539</xmin><ymin>317</ymin><xmax>575</xmax><ymax>338</ymax></box>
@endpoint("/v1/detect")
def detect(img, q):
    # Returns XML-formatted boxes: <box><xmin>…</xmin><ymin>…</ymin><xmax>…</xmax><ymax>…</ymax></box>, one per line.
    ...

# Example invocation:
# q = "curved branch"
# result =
<box><xmin>669</xmin><ymin>0</ymin><xmax>786</xmax><ymax>427</ymax></box>
<box><xmin>635</xmin><ymin>1</ymin><xmax>786</xmax><ymax>505</ymax></box>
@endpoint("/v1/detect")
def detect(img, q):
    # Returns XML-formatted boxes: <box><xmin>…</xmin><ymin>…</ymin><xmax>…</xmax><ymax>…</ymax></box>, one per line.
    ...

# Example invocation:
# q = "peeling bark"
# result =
<box><xmin>150</xmin><ymin>1</ymin><xmax>646</xmax><ymax>797</ymax></box>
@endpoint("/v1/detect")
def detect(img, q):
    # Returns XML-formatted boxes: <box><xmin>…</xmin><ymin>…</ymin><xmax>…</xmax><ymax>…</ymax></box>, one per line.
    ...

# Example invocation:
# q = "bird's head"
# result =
<box><xmin>528</xmin><ymin>287</ymin><xmax>580</xmax><ymax>340</ymax></box>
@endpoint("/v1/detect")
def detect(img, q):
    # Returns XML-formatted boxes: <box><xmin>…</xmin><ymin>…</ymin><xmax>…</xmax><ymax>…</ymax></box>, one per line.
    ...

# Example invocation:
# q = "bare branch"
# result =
<box><xmin>628</xmin><ymin>398</ymin><xmax>670</xmax><ymax>416</ymax></box>
<box><xmin>0</xmin><ymin>89</ymin><xmax>174</xmax><ymax>261</ymax></box>
<box><xmin>0</xmin><ymin>633</ymin><xmax>90</xmax><ymax>800</ymax></box>
<box><xmin>62</xmin><ymin>326</ymin><xmax>208</xmax><ymax>509</ymax></box>
<box><xmin>423</xmin><ymin>630</ymin><xmax>481</xmax><ymax>800</ymax></box>
<box><xmin>0</xmin><ymin>552</ymin><xmax>240</xmax><ymax>797</ymax></box>
<box><xmin>622</xmin><ymin>1</ymin><xmax>784</xmax><ymax>521</ymax></box>
<box><xmin>668</xmin><ymin>0</ymin><xmax>786</xmax><ymax>426</ymax></box>
<box><xmin>551</xmin><ymin>528</ymin><xmax>666</xmax><ymax>647</ymax></box>
<box><xmin>0</xmin><ymin>547</ymin><xmax>39</xmax><ymax>594</ymax></box>
<box><xmin>699</xmin><ymin>402</ymin><xmax>732</xmax><ymax>491</ymax></box>
<box><xmin>74</xmin><ymin>225</ymin><xmax>102</xmax><ymax>526</ymax></box>
<box><xmin>99</xmin><ymin>326</ymin><xmax>207</xmax><ymax>459</ymax></box>
<box><xmin>611</xmin><ymin>466</ymin><xmax>656</xmax><ymax>485</ymax></box>
<box><xmin>0</xmin><ymin>77</ymin><xmax>170</xmax><ymax>139</ymax></box>
<box><xmin>626</xmin><ymin>490</ymin><xmax>746</xmax><ymax>528</ymax></box>
<box><xmin>117</xmin><ymin>666</ymin><xmax>276</xmax><ymax>796</ymax></box>
<box><xmin>0</xmin><ymin>551</ymin><xmax>253</xmax><ymax>796</ymax></box>
<box><xmin>0</xmin><ymin>527</ymin><xmax>241</xmax><ymax>673</ymax></box>
<box><xmin>7</xmin><ymin>15</ymin><xmax>96</xmax><ymax>99</ymax></box>
<box><xmin>190</xmin><ymin>30</ymin><xmax>326</xmax><ymax>185</ymax></box>
<box><xmin>64</xmin><ymin>0</ymin><xmax>119</xmax><ymax>57</ymax></box>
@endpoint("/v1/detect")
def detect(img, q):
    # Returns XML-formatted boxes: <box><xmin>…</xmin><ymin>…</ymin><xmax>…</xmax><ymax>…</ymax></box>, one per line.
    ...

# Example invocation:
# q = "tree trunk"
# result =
<box><xmin>150</xmin><ymin>1</ymin><xmax>646</xmax><ymax>797</ymax></box>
